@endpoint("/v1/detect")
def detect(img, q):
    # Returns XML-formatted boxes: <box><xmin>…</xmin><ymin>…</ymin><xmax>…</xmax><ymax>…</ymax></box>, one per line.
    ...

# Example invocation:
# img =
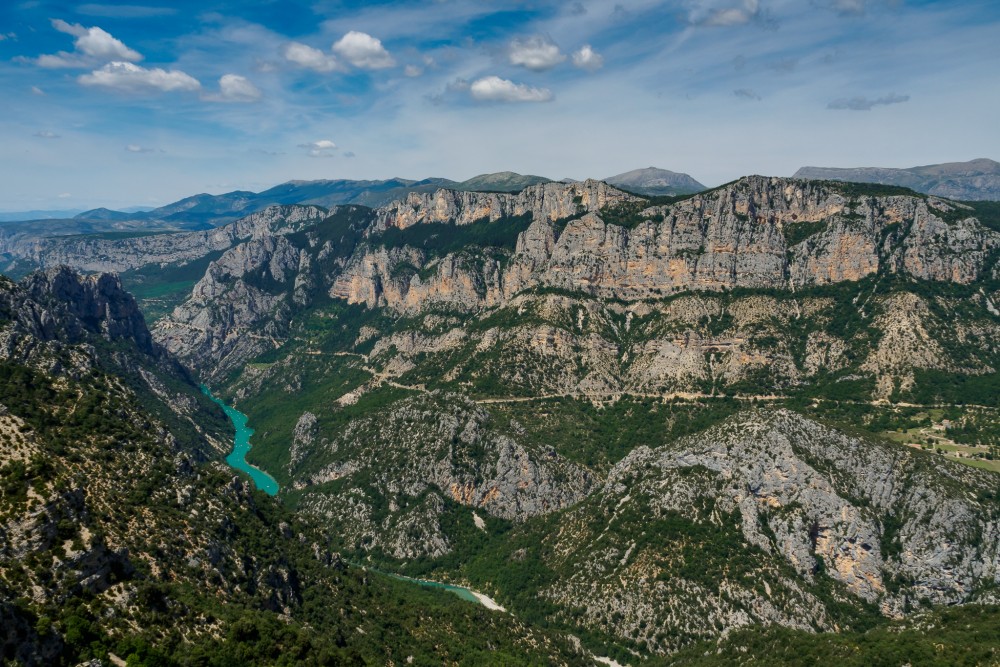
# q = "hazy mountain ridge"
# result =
<box><xmin>794</xmin><ymin>158</ymin><xmax>1000</xmax><ymax>200</ymax></box>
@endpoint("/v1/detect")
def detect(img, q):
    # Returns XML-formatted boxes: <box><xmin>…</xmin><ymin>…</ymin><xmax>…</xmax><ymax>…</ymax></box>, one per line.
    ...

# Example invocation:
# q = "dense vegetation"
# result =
<box><xmin>377</xmin><ymin>213</ymin><xmax>534</xmax><ymax>257</ymax></box>
<box><xmin>657</xmin><ymin>604</ymin><xmax>1000</xmax><ymax>666</ymax></box>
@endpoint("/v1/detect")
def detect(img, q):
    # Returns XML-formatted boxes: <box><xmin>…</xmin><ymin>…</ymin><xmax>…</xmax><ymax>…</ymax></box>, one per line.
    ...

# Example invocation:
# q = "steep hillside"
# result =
<box><xmin>422</xmin><ymin>409</ymin><xmax>1000</xmax><ymax>658</ymax></box>
<box><xmin>0</xmin><ymin>269</ymin><xmax>589</xmax><ymax>666</ymax></box>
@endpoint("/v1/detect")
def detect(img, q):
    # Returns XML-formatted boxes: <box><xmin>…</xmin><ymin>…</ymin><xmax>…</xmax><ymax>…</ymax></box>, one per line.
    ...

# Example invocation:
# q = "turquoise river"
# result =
<box><xmin>201</xmin><ymin>385</ymin><xmax>279</xmax><ymax>496</ymax></box>
<box><xmin>203</xmin><ymin>386</ymin><xmax>501</xmax><ymax>608</ymax></box>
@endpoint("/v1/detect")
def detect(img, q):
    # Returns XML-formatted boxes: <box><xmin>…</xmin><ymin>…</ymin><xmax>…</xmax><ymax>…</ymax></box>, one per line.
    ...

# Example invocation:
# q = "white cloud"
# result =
<box><xmin>79</xmin><ymin>61</ymin><xmax>201</xmax><ymax>92</ymax></box>
<box><xmin>30</xmin><ymin>86</ymin><xmax>45</xmax><ymax>96</ymax></box>
<box><xmin>283</xmin><ymin>41</ymin><xmax>339</xmax><ymax>73</ymax></box>
<box><xmin>508</xmin><ymin>36</ymin><xmax>565</xmax><ymax>71</ymax></box>
<box><xmin>213</xmin><ymin>74</ymin><xmax>262</xmax><ymax>102</ymax></box>
<box><xmin>332</xmin><ymin>31</ymin><xmax>395</xmax><ymax>69</ymax></box>
<box><xmin>469</xmin><ymin>76</ymin><xmax>553</xmax><ymax>103</ymax></box>
<box><xmin>572</xmin><ymin>45</ymin><xmax>603</xmax><ymax>71</ymax></box>
<box><xmin>35</xmin><ymin>54</ymin><xmax>84</xmax><ymax>68</ymax></box>
<box><xmin>125</xmin><ymin>144</ymin><xmax>154</xmax><ymax>152</ymax></box>
<box><xmin>692</xmin><ymin>0</ymin><xmax>764</xmax><ymax>27</ymax></box>
<box><xmin>827</xmin><ymin>93</ymin><xmax>909</xmax><ymax>110</ymax></box>
<box><xmin>298</xmin><ymin>139</ymin><xmax>338</xmax><ymax>157</ymax></box>
<box><xmin>0</xmin><ymin>32</ymin><xmax>15</xmax><ymax>41</ymax></box>
<box><xmin>404</xmin><ymin>64</ymin><xmax>423</xmax><ymax>77</ymax></box>
<box><xmin>34</xmin><ymin>131</ymin><xmax>61</xmax><ymax>139</ymax></box>
<box><xmin>57</xmin><ymin>193</ymin><xmax>72</xmax><ymax>199</ymax></box>
<box><xmin>49</xmin><ymin>19</ymin><xmax>142</xmax><ymax>63</ymax></box>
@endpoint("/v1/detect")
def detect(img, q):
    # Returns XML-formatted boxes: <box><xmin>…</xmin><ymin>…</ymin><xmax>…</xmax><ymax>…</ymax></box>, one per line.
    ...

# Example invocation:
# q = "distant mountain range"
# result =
<box><xmin>0</xmin><ymin>208</ymin><xmax>85</xmax><ymax>222</ymax></box>
<box><xmin>6</xmin><ymin>160</ymin><xmax>999</xmax><ymax>232</ymax></box>
<box><xmin>1</xmin><ymin>168</ymin><xmax>705</xmax><ymax>231</ymax></box>
<box><xmin>794</xmin><ymin>158</ymin><xmax>1000</xmax><ymax>200</ymax></box>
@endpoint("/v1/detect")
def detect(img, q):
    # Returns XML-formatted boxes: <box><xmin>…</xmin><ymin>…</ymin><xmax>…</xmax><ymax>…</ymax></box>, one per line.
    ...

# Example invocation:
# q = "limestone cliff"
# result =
<box><xmin>373</xmin><ymin>179</ymin><xmax>639</xmax><ymax>231</ymax></box>
<box><xmin>339</xmin><ymin>177</ymin><xmax>999</xmax><ymax>312</ymax></box>
<box><xmin>155</xmin><ymin>178</ymin><xmax>1000</xmax><ymax>395</ymax></box>
<box><xmin>533</xmin><ymin>409</ymin><xmax>1000</xmax><ymax>652</ymax></box>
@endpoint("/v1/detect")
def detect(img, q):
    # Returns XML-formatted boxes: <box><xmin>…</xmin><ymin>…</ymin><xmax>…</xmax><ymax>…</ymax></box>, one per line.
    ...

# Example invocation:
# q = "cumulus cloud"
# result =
<box><xmin>34</xmin><ymin>131</ymin><xmax>61</xmax><ymax>139</ymax></box>
<box><xmin>469</xmin><ymin>76</ymin><xmax>553</xmax><ymax>103</ymax></box>
<box><xmin>37</xmin><ymin>19</ymin><xmax>143</xmax><ymax>68</ymax></box>
<box><xmin>733</xmin><ymin>88</ymin><xmax>761</xmax><ymax>100</ymax></box>
<box><xmin>827</xmin><ymin>93</ymin><xmax>909</xmax><ymax>110</ymax></box>
<box><xmin>79</xmin><ymin>61</ymin><xmax>201</xmax><ymax>92</ymax></box>
<box><xmin>283</xmin><ymin>41</ymin><xmax>339</xmax><ymax>73</ymax></box>
<box><xmin>125</xmin><ymin>144</ymin><xmax>154</xmax><ymax>153</ymax></box>
<box><xmin>508</xmin><ymin>36</ymin><xmax>565</xmax><ymax>71</ymax></box>
<box><xmin>211</xmin><ymin>74</ymin><xmax>262</xmax><ymax>102</ymax></box>
<box><xmin>572</xmin><ymin>44</ymin><xmax>603</xmax><ymax>71</ymax></box>
<box><xmin>298</xmin><ymin>139</ymin><xmax>338</xmax><ymax>157</ymax></box>
<box><xmin>332</xmin><ymin>31</ymin><xmax>395</xmax><ymax>69</ymax></box>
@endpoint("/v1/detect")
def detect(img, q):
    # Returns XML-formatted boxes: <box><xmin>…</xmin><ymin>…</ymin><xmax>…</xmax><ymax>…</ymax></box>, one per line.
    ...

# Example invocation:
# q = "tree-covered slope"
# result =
<box><xmin>0</xmin><ymin>269</ymin><xmax>589</xmax><ymax>666</ymax></box>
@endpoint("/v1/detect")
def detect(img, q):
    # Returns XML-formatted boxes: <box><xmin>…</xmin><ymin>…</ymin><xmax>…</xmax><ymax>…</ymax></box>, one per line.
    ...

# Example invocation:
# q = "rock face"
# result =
<box><xmin>154</xmin><ymin>177</ymin><xmax>1000</xmax><ymax>389</ymax></box>
<box><xmin>0</xmin><ymin>267</ymin><xmax>231</xmax><ymax>461</ymax></box>
<box><xmin>794</xmin><ymin>158</ymin><xmax>1000</xmax><ymax>201</ymax></box>
<box><xmin>535</xmin><ymin>409</ymin><xmax>1000</xmax><ymax>653</ymax></box>
<box><xmin>373</xmin><ymin>179</ymin><xmax>639</xmax><ymax>231</ymax></box>
<box><xmin>604</xmin><ymin>166</ymin><xmax>706</xmax><ymax>195</ymax></box>
<box><xmin>12</xmin><ymin>266</ymin><xmax>156</xmax><ymax>355</ymax></box>
<box><xmin>333</xmin><ymin>177</ymin><xmax>999</xmax><ymax>313</ymax></box>
<box><xmin>293</xmin><ymin>392</ymin><xmax>595</xmax><ymax>559</ymax></box>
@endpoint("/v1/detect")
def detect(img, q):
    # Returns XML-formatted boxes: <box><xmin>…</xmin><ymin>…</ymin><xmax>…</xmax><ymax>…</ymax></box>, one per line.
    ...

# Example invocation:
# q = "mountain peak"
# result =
<box><xmin>454</xmin><ymin>172</ymin><xmax>552</xmax><ymax>192</ymax></box>
<box><xmin>604</xmin><ymin>166</ymin><xmax>706</xmax><ymax>196</ymax></box>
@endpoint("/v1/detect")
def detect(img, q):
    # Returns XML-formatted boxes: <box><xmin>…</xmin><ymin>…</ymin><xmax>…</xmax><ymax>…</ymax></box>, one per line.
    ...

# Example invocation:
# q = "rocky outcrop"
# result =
<box><xmin>374</xmin><ymin>179</ymin><xmax>640</xmax><ymax>231</ymax></box>
<box><xmin>155</xmin><ymin>232</ymin><xmax>310</xmax><ymax>379</ymax></box>
<box><xmin>0</xmin><ymin>267</ymin><xmax>231</xmax><ymax>462</ymax></box>
<box><xmin>331</xmin><ymin>177</ymin><xmax>1000</xmax><ymax>313</ymax></box>
<box><xmin>292</xmin><ymin>392</ymin><xmax>596</xmax><ymax>559</ymax></box>
<box><xmin>0</xmin><ymin>267</ymin><xmax>159</xmax><ymax>363</ymax></box>
<box><xmin>538</xmin><ymin>409</ymin><xmax>1000</xmax><ymax>653</ymax></box>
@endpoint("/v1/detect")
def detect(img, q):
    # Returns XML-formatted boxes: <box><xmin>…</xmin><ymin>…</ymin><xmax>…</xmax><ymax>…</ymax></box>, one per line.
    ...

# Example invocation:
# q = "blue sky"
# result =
<box><xmin>1</xmin><ymin>0</ymin><xmax>998</xmax><ymax>210</ymax></box>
